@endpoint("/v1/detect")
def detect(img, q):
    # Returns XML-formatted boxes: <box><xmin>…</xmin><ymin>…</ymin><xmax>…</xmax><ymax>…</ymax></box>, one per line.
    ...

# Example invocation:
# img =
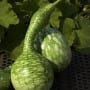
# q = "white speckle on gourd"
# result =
<box><xmin>21</xmin><ymin>68</ymin><xmax>29</xmax><ymax>77</ymax></box>
<box><xmin>41</xmin><ymin>43</ymin><xmax>45</xmax><ymax>50</ymax></box>
<box><xmin>48</xmin><ymin>35</ymin><xmax>52</xmax><ymax>40</ymax></box>
<box><xmin>53</xmin><ymin>37</ymin><xmax>60</xmax><ymax>43</ymax></box>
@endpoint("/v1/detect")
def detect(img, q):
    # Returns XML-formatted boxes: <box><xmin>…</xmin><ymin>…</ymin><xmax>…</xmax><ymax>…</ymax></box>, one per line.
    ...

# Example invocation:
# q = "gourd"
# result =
<box><xmin>0</xmin><ymin>68</ymin><xmax>10</xmax><ymax>90</ymax></box>
<box><xmin>41</xmin><ymin>30</ymin><xmax>72</xmax><ymax>71</ymax></box>
<box><xmin>11</xmin><ymin>0</ymin><xmax>61</xmax><ymax>90</ymax></box>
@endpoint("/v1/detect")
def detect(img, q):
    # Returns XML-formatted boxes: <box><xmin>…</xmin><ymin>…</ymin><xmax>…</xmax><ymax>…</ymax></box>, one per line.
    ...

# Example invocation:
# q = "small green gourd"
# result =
<box><xmin>41</xmin><ymin>31</ymin><xmax>72</xmax><ymax>71</ymax></box>
<box><xmin>11</xmin><ymin>0</ymin><xmax>61</xmax><ymax>90</ymax></box>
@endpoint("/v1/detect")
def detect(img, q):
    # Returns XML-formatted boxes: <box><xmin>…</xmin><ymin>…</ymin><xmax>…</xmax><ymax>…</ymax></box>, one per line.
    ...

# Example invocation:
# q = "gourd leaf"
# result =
<box><xmin>0</xmin><ymin>0</ymin><xmax>19</xmax><ymax>28</ymax></box>
<box><xmin>63</xmin><ymin>18</ymin><xmax>76</xmax><ymax>46</ymax></box>
<box><xmin>75</xmin><ymin>16</ymin><xmax>90</xmax><ymax>54</ymax></box>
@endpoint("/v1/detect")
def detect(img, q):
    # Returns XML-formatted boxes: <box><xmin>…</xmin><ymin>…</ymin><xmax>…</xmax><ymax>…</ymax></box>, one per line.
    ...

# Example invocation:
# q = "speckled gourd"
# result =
<box><xmin>11</xmin><ymin>0</ymin><xmax>61</xmax><ymax>90</ymax></box>
<box><xmin>41</xmin><ymin>30</ymin><xmax>72</xmax><ymax>71</ymax></box>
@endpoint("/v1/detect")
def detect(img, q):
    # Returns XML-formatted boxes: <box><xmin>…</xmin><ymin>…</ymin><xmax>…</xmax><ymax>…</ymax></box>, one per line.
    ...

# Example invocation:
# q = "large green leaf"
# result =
<box><xmin>0</xmin><ymin>0</ymin><xmax>19</xmax><ymax>28</ymax></box>
<box><xmin>75</xmin><ymin>16</ymin><xmax>90</xmax><ymax>54</ymax></box>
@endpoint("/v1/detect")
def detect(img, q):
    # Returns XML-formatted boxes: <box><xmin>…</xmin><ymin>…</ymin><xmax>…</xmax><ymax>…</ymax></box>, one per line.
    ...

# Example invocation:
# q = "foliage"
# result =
<box><xmin>0</xmin><ymin>0</ymin><xmax>90</xmax><ymax>60</ymax></box>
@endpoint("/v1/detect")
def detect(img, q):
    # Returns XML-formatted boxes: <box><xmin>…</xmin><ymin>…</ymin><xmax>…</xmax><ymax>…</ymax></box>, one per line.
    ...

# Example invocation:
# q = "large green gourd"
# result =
<box><xmin>11</xmin><ymin>0</ymin><xmax>61</xmax><ymax>90</ymax></box>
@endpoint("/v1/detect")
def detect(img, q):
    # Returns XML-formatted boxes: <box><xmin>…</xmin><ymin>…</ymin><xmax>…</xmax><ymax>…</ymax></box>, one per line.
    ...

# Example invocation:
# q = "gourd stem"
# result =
<box><xmin>23</xmin><ymin>0</ymin><xmax>61</xmax><ymax>53</ymax></box>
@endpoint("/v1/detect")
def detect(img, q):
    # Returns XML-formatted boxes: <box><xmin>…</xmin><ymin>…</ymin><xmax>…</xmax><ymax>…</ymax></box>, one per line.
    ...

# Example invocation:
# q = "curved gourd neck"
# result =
<box><xmin>23</xmin><ymin>22</ymin><xmax>41</xmax><ymax>53</ymax></box>
<box><xmin>23</xmin><ymin>0</ymin><xmax>61</xmax><ymax>53</ymax></box>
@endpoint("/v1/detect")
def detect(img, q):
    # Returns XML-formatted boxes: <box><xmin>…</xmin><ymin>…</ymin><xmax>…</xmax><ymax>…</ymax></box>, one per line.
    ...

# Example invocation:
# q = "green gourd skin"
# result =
<box><xmin>11</xmin><ymin>0</ymin><xmax>61</xmax><ymax>90</ymax></box>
